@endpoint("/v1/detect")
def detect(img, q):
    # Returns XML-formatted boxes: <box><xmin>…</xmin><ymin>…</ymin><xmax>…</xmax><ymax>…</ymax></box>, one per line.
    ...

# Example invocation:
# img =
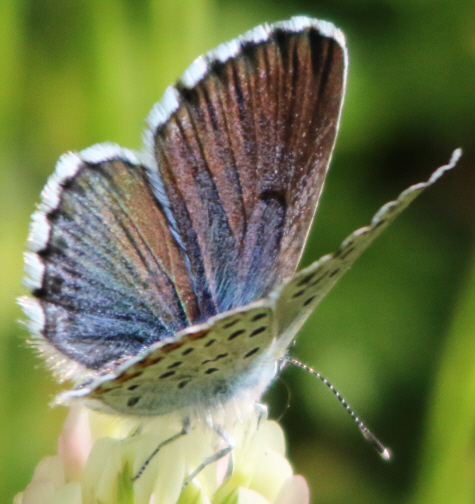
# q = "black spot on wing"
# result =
<box><xmin>244</xmin><ymin>347</ymin><xmax>260</xmax><ymax>358</ymax></box>
<box><xmin>228</xmin><ymin>329</ymin><xmax>245</xmax><ymax>340</ymax></box>
<box><xmin>127</xmin><ymin>396</ymin><xmax>141</xmax><ymax>407</ymax></box>
<box><xmin>249</xmin><ymin>327</ymin><xmax>266</xmax><ymax>337</ymax></box>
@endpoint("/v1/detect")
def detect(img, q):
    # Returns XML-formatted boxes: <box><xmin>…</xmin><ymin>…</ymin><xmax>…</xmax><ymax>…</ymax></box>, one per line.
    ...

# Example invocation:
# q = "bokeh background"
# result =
<box><xmin>1</xmin><ymin>1</ymin><xmax>474</xmax><ymax>503</ymax></box>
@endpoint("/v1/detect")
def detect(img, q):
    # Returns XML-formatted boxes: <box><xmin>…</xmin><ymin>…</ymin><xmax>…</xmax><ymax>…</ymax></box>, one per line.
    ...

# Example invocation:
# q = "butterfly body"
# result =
<box><xmin>20</xmin><ymin>16</ymin><xmax>459</xmax><ymax>429</ymax></box>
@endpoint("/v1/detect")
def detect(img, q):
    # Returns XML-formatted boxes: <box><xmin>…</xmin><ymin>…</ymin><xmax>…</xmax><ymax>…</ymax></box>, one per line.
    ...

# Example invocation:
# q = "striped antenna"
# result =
<box><xmin>288</xmin><ymin>358</ymin><xmax>392</xmax><ymax>460</ymax></box>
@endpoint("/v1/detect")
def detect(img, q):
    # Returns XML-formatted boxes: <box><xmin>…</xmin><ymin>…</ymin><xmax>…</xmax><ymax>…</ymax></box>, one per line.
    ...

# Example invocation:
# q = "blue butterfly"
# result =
<box><xmin>20</xmin><ymin>16</ymin><xmax>459</xmax><ymax>478</ymax></box>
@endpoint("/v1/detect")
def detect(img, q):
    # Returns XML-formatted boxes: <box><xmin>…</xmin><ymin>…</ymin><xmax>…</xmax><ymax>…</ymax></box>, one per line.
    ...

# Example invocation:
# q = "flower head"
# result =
<box><xmin>15</xmin><ymin>406</ymin><xmax>309</xmax><ymax>504</ymax></box>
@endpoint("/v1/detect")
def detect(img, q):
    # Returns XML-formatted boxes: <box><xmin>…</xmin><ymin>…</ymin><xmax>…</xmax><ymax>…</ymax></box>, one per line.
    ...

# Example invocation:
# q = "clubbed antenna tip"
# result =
<box><xmin>288</xmin><ymin>358</ymin><xmax>392</xmax><ymax>461</ymax></box>
<box><xmin>359</xmin><ymin>424</ymin><xmax>392</xmax><ymax>461</ymax></box>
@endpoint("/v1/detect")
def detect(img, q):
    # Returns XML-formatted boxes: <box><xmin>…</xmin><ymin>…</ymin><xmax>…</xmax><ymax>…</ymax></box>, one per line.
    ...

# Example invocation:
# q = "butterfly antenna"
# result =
<box><xmin>288</xmin><ymin>358</ymin><xmax>392</xmax><ymax>461</ymax></box>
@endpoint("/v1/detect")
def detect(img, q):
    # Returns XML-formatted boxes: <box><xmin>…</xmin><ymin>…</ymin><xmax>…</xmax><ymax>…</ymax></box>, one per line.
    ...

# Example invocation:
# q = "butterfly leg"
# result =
<box><xmin>130</xmin><ymin>425</ymin><xmax>143</xmax><ymax>437</ymax></box>
<box><xmin>182</xmin><ymin>426</ymin><xmax>234</xmax><ymax>488</ymax></box>
<box><xmin>255</xmin><ymin>403</ymin><xmax>268</xmax><ymax>427</ymax></box>
<box><xmin>132</xmin><ymin>417</ymin><xmax>191</xmax><ymax>481</ymax></box>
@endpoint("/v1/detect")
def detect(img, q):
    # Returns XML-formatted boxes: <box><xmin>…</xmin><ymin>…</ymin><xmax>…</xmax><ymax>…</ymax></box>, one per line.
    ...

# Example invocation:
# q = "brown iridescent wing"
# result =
<box><xmin>145</xmin><ymin>18</ymin><xmax>347</xmax><ymax>314</ymax></box>
<box><xmin>21</xmin><ymin>148</ymin><xmax>202</xmax><ymax>373</ymax></box>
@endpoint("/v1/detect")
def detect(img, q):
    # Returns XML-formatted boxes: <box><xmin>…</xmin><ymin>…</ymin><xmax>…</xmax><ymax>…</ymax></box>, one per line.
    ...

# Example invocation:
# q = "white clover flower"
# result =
<box><xmin>15</xmin><ymin>406</ymin><xmax>309</xmax><ymax>504</ymax></box>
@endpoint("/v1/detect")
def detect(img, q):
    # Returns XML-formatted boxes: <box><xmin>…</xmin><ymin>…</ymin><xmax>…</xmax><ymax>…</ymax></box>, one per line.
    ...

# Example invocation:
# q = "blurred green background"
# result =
<box><xmin>1</xmin><ymin>1</ymin><xmax>474</xmax><ymax>503</ymax></box>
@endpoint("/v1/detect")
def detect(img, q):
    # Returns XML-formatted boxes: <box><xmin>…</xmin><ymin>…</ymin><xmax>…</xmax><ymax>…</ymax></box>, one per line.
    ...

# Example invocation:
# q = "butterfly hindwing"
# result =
<box><xmin>60</xmin><ymin>303</ymin><xmax>277</xmax><ymax>416</ymax></box>
<box><xmin>21</xmin><ymin>148</ymin><xmax>204</xmax><ymax>373</ymax></box>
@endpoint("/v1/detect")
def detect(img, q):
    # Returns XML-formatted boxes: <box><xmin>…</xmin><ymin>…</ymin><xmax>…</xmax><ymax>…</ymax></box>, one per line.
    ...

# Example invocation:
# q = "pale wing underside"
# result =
<box><xmin>273</xmin><ymin>149</ymin><xmax>461</xmax><ymax>346</ymax></box>
<box><xmin>60</xmin><ymin>303</ymin><xmax>278</xmax><ymax>417</ymax></box>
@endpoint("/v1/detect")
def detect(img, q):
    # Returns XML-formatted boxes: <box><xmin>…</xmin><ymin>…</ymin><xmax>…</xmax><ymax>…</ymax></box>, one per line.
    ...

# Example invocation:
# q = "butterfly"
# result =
<box><xmin>20</xmin><ymin>16</ymin><xmax>459</xmax><ymax>464</ymax></box>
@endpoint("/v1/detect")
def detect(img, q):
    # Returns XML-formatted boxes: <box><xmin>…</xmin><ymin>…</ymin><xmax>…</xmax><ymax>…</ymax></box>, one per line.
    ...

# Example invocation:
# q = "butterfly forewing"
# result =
<box><xmin>273</xmin><ymin>150</ymin><xmax>461</xmax><ymax>345</ymax></box>
<box><xmin>149</xmin><ymin>20</ymin><xmax>347</xmax><ymax>313</ymax></box>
